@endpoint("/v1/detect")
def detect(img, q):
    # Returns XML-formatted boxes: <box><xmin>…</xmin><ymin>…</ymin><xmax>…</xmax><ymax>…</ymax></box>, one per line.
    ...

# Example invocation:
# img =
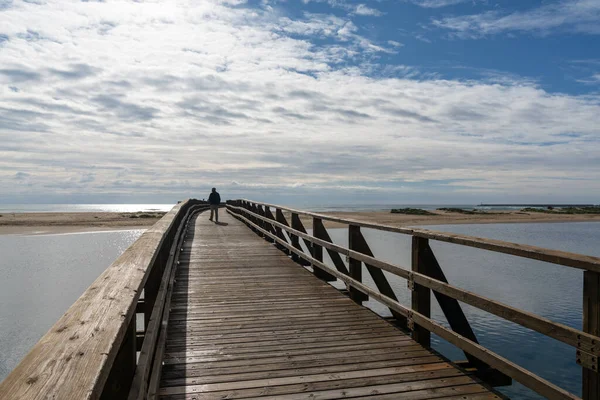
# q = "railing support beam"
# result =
<box><xmin>291</xmin><ymin>213</ymin><xmax>310</xmax><ymax>265</ymax></box>
<box><xmin>312</xmin><ymin>218</ymin><xmax>349</xmax><ymax>275</ymax></box>
<box><xmin>265</xmin><ymin>207</ymin><xmax>287</xmax><ymax>251</ymax></box>
<box><xmin>311</xmin><ymin>218</ymin><xmax>337</xmax><ymax>282</ymax></box>
<box><xmin>350</xmin><ymin>227</ymin><xmax>406</xmax><ymax>327</ymax></box>
<box><xmin>583</xmin><ymin>271</ymin><xmax>600</xmax><ymax>400</ymax></box>
<box><xmin>423</xmin><ymin>245</ymin><xmax>484</xmax><ymax>363</ymax></box>
<box><xmin>422</xmin><ymin>244</ymin><xmax>512</xmax><ymax>385</ymax></box>
<box><xmin>275</xmin><ymin>209</ymin><xmax>291</xmax><ymax>255</ymax></box>
<box><xmin>257</xmin><ymin>205</ymin><xmax>274</xmax><ymax>243</ymax></box>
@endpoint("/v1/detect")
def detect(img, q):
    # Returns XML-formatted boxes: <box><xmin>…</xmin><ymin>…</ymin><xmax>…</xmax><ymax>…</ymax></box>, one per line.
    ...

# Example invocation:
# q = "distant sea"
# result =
<box><xmin>0</xmin><ymin>203</ymin><xmax>531</xmax><ymax>213</ymax></box>
<box><xmin>0</xmin><ymin>204</ymin><xmax>176</xmax><ymax>213</ymax></box>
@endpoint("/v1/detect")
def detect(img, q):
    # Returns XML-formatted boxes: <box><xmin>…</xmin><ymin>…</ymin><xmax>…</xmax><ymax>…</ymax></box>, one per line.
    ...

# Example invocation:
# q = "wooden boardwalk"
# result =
<box><xmin>158</xmin><ymin>211</ymin><xmax>499</xmax><ymax>400</ymax></box>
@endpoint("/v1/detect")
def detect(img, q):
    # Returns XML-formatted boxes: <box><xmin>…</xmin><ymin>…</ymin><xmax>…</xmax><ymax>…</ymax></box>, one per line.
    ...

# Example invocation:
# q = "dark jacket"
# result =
<box><xmin>208</xmin><ymin>191</ymin><xmax>221</xmax><ymax>205</ymax></box>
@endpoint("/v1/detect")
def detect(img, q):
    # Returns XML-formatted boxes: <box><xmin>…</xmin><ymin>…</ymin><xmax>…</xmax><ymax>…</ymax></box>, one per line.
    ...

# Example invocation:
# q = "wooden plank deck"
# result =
<box><xmin>158</xmin><ymin>211</ymin><xmax>500</xmax><ymax>400</ymax></box>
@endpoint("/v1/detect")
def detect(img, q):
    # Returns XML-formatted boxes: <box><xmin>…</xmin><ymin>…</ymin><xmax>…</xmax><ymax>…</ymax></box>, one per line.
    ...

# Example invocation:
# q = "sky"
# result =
<box><xmin>0</xmin><ymin>0</ymin><xmax>599</xmax><ymax>206</ymax></box>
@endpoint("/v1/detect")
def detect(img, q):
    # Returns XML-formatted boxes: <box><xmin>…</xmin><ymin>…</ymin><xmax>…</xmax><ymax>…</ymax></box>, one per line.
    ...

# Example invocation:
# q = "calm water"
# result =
<box><xmin>0</xmin><ymin>229</ymin><xmax>145</xmax><ymax>381</ymax></box>
<box><xmin>1</xmin><ymin>221</ymin><xmax>597</xmax><ymax>398</ymax></box>
<box><xmin>307</xmin><ymin>222</ymin><xmax>600</xmax><ymax>399</ymax></box>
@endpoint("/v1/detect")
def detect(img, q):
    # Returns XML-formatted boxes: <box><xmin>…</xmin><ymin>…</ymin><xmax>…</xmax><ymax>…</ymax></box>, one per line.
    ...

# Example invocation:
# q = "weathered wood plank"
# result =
<box><xmin>161</xmin><ymin>354</ymin><xmax>442</xmax><ymax>380</ymax></box>
<box><xmin>163</xmin><ymin>347</ymin><xmax>431</xmax><ymax>372</ymax></box>
<box><xmin>163</xmin><ymin>341</ymin><xmax>422</xmax><ymax>365</ymax></box>
<box><xmin>166</xmin><ymin>323</ymin><xmax>397</xmax><ymax>342</ymax></box>
<box><xmin>164</xmin><ymin>334</ymin><xmax>409</xmax><ymax>356</ymax></box>
<box><xmin>160</xmin><ymin>375</ymin><xmax>480</xmax><ymax>398</ymax></box>
<box><xmin>161</xmin><ymin>359</ymin><xmax>448</xmax><ymax>388</ymax></box>
<box><xmin>160</xmin><ymin>365</ymin><xmax>468</xmax><ymax>395</ymax></box>
<box><xmin>165</xmin><ymin>326</ymin><xmax>398</xmax><ymax>346</ymax></box>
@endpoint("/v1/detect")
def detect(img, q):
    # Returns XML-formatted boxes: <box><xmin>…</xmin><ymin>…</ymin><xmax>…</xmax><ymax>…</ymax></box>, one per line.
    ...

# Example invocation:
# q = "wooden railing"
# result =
<box><xmin>0</xmin><ymin>199</ymin><xmax>209</xmax><ymax>400</ymax></box>
<box><xmin>227</xmin><ymin>199</ymin><xmax>600</xmax><ymax>400</ymax></box>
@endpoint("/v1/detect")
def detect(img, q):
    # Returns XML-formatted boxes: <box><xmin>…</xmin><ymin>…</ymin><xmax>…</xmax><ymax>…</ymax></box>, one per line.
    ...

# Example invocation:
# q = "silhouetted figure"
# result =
<box><xmin>208</xmin><ymin>188</ymin><xmax>221</xmax><ymax>223</ymax></box>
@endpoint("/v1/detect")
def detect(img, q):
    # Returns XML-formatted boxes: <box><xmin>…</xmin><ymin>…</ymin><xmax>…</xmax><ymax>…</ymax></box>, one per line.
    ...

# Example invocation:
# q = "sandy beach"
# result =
<box><xmin>2</xmin><ymin>209</ymin><xmax>600</xmax><ymax>235</ymax></box>
<box><xmin>0</xmin><ymin>212</ymin><xmax>164</xmax><ymax>235</ymax></box>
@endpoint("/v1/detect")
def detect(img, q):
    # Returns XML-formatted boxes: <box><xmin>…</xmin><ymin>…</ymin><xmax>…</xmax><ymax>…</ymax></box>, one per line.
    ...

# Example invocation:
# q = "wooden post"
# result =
<box><xmin>412</xmin><ymin>236</ymin><xmax>431</xmax><ymax>348</ymax></box>
<box><xmin>311</xmin><ymin>217</ymin><xmax>336</xmax><ymax>282</ymax></box>
<box><xmin>583</xmin><ymin>271</ymin><xmax>600</xmax><ymax>400</ymax></box>
<box><xmin>348</xmin><ymin>225</ymin><xmax>366</xmax><ymax>305</ymax></box>
<box><xmin>101</xmin><ymin>317</ymin><xmax>136</xmax><ymax>400</ymax></box>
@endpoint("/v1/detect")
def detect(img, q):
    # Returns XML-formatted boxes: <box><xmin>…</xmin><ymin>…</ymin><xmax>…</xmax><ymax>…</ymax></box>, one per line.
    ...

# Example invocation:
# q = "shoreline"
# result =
<box><xmin>0</xmin><ymin>226</ymin><xmax>148</xmax><ymax>236</ymax></box>
<box><xmin>0</xmin><ymin>212</ymin><xmax>162</xmax><ymax>235</ymax></box>
<box><xmin>2</xmin><ymin>210</ymin><xmax>600</xmax><ymax>235</ymax></box>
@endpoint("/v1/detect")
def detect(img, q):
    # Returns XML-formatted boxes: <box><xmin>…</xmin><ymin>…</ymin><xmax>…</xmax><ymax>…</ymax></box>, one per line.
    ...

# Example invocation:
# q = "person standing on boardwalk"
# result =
<box><xmin>208</xmin><ymin>187</ymin><xmax>221</xmax><ymax>222</ymax></box>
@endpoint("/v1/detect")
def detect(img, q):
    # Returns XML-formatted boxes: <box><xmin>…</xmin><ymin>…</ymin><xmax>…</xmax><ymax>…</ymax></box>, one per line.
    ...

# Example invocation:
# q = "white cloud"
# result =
<box><xmin>0</xmin><ymin>0</ymin><xmax>599</xmax><ymax>203</ymax></box>
<box><xmin>354</xmin><ymin>4</ymin><xmax>384</xmax><ymax>17</ymax></box>
<box><xmin>415</xmin><ymin>34</ymin><xmax>432</xmax><ymax>43</ymax></box>
<box><xmin>409</xmin><ymin>0</ymin><xmax>475</xmax><ymax>8</ymax></box>
<box><xmin>433</xmin><ymin>0</ymin><xmax>600</xmax><ymax>38</ymax></box>
<box><xmin>301</xmin><ymin>0</ymin><xmax>383</xmax><ymax>17</ymax></box>
<box><xmin>387</xmin><ymin>40</ymin><xmax>404</xmax><ymax>48</ymax></box>
<box><xmin>576</xmin><ymin>74</ymin><xmax>600</xmax><ymax>85</ymax></box>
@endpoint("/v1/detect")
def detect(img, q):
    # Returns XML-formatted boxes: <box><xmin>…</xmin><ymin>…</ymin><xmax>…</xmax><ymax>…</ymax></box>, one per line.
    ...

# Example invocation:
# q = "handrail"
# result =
<box><xmin>228</xmin><ymin>200</ymin><xmax>600</xmax><ymax>400</ymax></box>
<box><xmin>239</xmin><ymin>199</ymin><xmax>600</xmax><ymax>272</ymax></box>
<box><xmin>0</xmin><ymin>199</ymin><xmax>207</xmax><ymax>400</ymax></box>
<box><xmin>226</xmin><ymin>204</ymin><xmax>598</xmax><ymax>355</ymax></box>
<box><xmin>128</xmin><ymin>204</ymin><xmax>204</xmax><ymax>400</ymax></box>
